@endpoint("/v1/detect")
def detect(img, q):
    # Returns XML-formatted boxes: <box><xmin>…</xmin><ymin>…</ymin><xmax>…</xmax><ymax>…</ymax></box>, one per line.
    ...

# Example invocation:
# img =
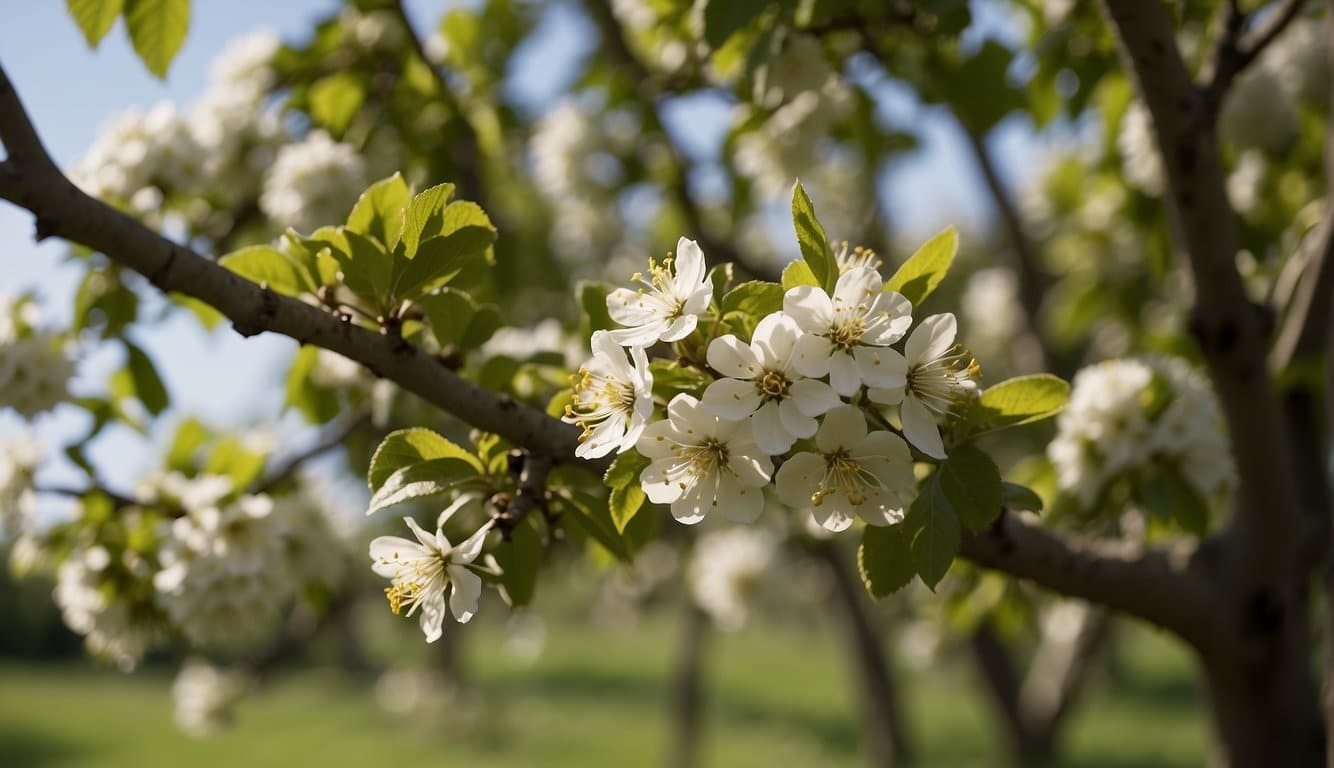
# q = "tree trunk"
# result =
<box><xmin>1200</xmin><ymin>588</ymin><xmax>1325</xmax><ymax>767</ymax></box>
<box><xmin>813</xmin><ymin>541</ymin><xmax>915</xmax><ymax>766</ymax></box>
<box><xmin>665</xmin><ymin>602</ymin><xmax>710</xmax><ymax>768</ymax></box>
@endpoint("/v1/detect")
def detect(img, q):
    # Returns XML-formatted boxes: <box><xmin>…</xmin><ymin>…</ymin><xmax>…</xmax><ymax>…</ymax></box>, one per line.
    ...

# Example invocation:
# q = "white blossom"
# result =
<box><xmin>0</xmin><ymin>297</ymin><xmax>75</xmax><ymax>420</ymax></box>
<box><xmin>172</xmin><ymin>658</ymin><xmax>247</xmax><ymax>736</ymax></box>
<box><xmin>55</xmin><ymin>545</ymin><xmax>160</xmax><ymax>671</ymax></box>
<box><xmin>786</xmin><ymin>266</ymin><xmax>913</xmax><ymax>397</ymax></box>
<box><xmin>869</xmin><ymin>314</ymin><xmax>980</xmax><ymax>459</ymax></box>
<box><xmin>638</xmin><ymin>394</ymin><xmax>774</xmax><ymax>525</ymax></box>
<box><xmin>702</xmin><ymin>312</ymin><xmax>841</xmax><ymax>454</ymax></box>
<box><xmin>1048</xmin><ymin>357</ymin><xmax>1234</xmax><ymax>508</ymax></box>
<box><xmin>208</xmin><ymin>29</ymin><xmax>280</xmax><ymax>98</ymax></box>
<box><xmin>688</xmin><ymin>527</ymin><xmax>778</xmax><ymax>632</ymax></box>
<box><xmin>564</xmin><ymin>330</ymin><xmax>654</xmax><ymax>460</ymax></box>
<box><xmin>606</xmin><ymin>237</ymin><xmax>713</xmax><ymax>347</ymax></box>
<box><xmin>369</xmin><ymin>515</ymin><xmax>492</xmax><ymax>643</ymax></box>
<box><xmin>153</xmin><ymin>478</ymin><xmax>293</xmax><ymax>647</ymax></box>
<box><xmin>260</xmin><ymin>130</ymin><xmax>369</xmax><ymax>233</ymax></box>
<box><xmin>0</xmin><ymin>433</ymin><xmax>41</xmax><ymax>536</ymax></box>
<box><xmin>775</xmin><ymin>405</ymin><xmax>916</xmax><ymax>531</ymax></box>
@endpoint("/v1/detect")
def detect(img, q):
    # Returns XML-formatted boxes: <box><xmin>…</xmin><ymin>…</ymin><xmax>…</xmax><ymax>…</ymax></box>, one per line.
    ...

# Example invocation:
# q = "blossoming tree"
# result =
<box><xmin>1</xmin><ymin>0</ymin><xmax>1332</xmax><ymax>765</ymax></box>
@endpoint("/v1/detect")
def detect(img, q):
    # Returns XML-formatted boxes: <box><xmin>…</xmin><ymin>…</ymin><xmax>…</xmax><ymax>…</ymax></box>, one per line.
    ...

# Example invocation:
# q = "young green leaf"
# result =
<box><xmin>969</xmin><ymin>374</ymin><xmax>1070</xmax><ymax>436</ymax></box>
<box><xmin>885</xmin><ymin>226</ymin><xmax>957</xmax><ymax>305</ymax></box>
<box><xmin>649</xmin><ymin>361</ymin><xmax>710</xmax><ymax>401</ymax></box>
<box><xmin>123</xmin><ymin>0</ymin><xmax>189</xmax><ymax>78</ymax></box>
<box><xmin>459</xmin><ymin>304</ymin><xmax>502</xmax><ymax>351</ymax></box>
<box><xmin>284</xmin><ymin>345</ymin><xmax>340</xmax><ymax>424</ymax></box>
<box><xmin>859</xmin><ymin>524</ymin><xmax>916</xmax><ymax>598</ymax></box>
<box><xmin>219</xmin><ymin>245</ymin><xmax>308</xmax><ymax>296</ymax></box>
<box><xmin>368</xmin><ymin>428</ymin><xmax>483</xmax><ymax>492</ymax></box>
<box><xmin>66</xmin><ymin>0</ymin><xmax>124</xmax><ymax>47</ymax></box>
<box><xmin>367</xmin><ymin>459</ymin><xmax>474</xmax><ymax>515</ymax></box>
<box><xmin>401</xmin><ymin>182</ymin><xmax>456</xmax><ymax>258</ymax></box>
<box><xmin>1140</xmin><ymin>466</ymin><xmax>1210</xmax><ymax>536</ymax></box>
<box><xmin>122</xmin><ymin>341</ymin><xmax>169</xmax><ymax>416</ymax></box>
<box><xmin>1001</xmin><ymin>481</ymin><xmax>1044</xmax><ymax>513</ymax></box>
<box><xmin>579</xmin><ymin>281</ymin><xmax>615</xmax><ymax>336</ymax></box>
<box><xmin>933</xmin><ymin>445</ymin><xmax>1003</xmax><ymax>531</ymax></box>
<box><xmin>346</xmin><ymin>174</ymin><xmax>411</xmax><ymax>251</ymax></box>
<box><xmin>415</xmin><ymin>288</ymin><xmax>479</xmax><ymax>349</ymax></box>
<box><xmin>791</xmin><ymin>180</ymin><xmax>836</xmax><ymax>292</ymax></box>
<box><xmin>721</xmin><ymin>280</ymin><xmax>784</xmax><ymax>318</ymax></box>
<box><xmin>493</xmin><ymin>516</ymin><xmax>543</xmax><ymax>607</ymax></box>
<box><xmin>906</xmin><ymin>481</ymin><xmax>961</xmax><ymax>590</ymax></box>
<box><xmin>780</xmin><ymin>259</ymin><xmax>819</xmax><ymax>291</ymax></box>
<box><xmin>604</xmin><ymin>451</ymin><xmax>651</xmax><ymax>534</ymax></box>
<box><xmin>308</xmin><ymin>72</ymin><xmax>367</xmax><ymax>138</ymax></box>
<box><xmin>392</xmin><ymin>226</ymin><xmax>495</xmax><ymax>301</ymax></box>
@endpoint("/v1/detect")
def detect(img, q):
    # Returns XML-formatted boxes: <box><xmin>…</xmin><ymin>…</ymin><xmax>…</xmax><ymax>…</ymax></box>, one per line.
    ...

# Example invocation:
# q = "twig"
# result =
<box><xmin>252</xmin><ymin>410</ymin><xmax>372</xmax><ymax>495</ymax></box>
<box><xmin>495</xmin><ymin>452</ymin><xmax>552</xmax><ymax>534</ymax></box>
<box><xmin>1201</xmin><ymin>0</ymin><xmax>1308</xmax><ymax>115</ymax></box>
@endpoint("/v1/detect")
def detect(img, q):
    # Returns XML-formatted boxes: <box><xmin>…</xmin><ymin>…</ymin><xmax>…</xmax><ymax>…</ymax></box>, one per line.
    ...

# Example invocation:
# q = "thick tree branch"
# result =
<box><xmin>960</xmin><ymin>510</ymin><xmax>1218</xmax><ymax>644</ymax></box>
<box><xmin>1</xmin><ymin>61</ymin><xmax>1220</xmax><ymax>639</ymax></box>
<box><xmin>1097</xmin><ymin>0</ymin><xmax>1300</xmax><ymax>589</ymax></box>
<box><xmin>0</xmin><ymin>63</ymin><xmax>599</xmax><ymax>477</ymax></box>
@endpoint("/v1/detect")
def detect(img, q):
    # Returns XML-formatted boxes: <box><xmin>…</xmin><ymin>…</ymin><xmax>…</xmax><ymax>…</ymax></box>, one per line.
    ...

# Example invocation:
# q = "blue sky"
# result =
<box><xmin>0</xmin><ymin>1</ymin><xmax>1062</xmax><ymax>503</ymax></box>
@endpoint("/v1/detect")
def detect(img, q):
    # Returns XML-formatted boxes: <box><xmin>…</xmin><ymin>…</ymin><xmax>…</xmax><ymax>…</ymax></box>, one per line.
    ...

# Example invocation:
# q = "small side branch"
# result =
<box><xmin>253</xmin><ymin>410</ymin><xmax>372</xmax><ymax>495</ymax></box>
<box><xmin>1202</xmin><ymin>0</ymin><xmax>1308</xmax><ymax>112</ymax></box>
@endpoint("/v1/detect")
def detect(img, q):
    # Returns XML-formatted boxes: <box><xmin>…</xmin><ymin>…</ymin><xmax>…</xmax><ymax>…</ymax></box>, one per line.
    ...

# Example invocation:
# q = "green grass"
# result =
<box><xmin>0</xmin><ymin>615</ymin><xmax>1207</xmax><ymax>767</ymax></box>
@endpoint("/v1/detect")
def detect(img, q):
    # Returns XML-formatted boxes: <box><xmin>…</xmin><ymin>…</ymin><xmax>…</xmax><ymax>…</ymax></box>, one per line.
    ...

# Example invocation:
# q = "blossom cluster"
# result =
<box><xmin>0</xmin><ymin>295</ymin><xmax>75</xmax><ymax>420</ymax></box>
<box><xmin>688</xmin><ymin>527</ymin><xmax>779</xmax><ymax>632</ymax></box>
<box><xmin>172</xmin><ymin>658</ymin><xmax>248</xmax><ymax>736</ymax></box>
<box><xmin>1048</xmin><ymin>357</ymin><xmax>1235</xmax><ymax>509</ymax></box>
<box><xmin>0</xmin><ymin>432</ymin><xmax>41</xmax><ymax>536</ymax></box>
<box><xmin>564</xmin><ymin>237</ymin><xmax>981</xmax><ymax>533</ymax></box>
<box><xmin>152</xmin><ymin>473</ymin><xmax>348</xmax><ymax>648</ymax></box>
<box><xmin>54</xmin><ymin>542</ymin><xmax>162</xmax><ymax>672</ymax></box>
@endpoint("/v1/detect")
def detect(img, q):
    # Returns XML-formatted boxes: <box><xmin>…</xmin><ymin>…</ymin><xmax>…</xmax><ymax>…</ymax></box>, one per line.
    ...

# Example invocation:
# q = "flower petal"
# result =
<box><xmin>791</xmin><ymin>333</ymin><xmax>834</xmax><ymax>378</ymax></box>
<box><xmin>670</xmin><ymin>480</ymin><xmax>712</xmax><ymax>525</ymax></box>
<box><xmin>451</xmin><ymin>522</ymin><xmax>491</xmax><ymax>564</ymax></box>
<box><xmin>715</xmin><ymin>473</ymin><xmax>764</xmax><ymax>524</ymax></box>
<box><xmin>861</xmin><ymin>291</ymin><xmax>914</xmax><ymax>346</ymax></box>
<box><xmin>702</xmin><ymin>378</ymin><xmax>762</xmax><ymax>421</ymax></box>
<box><xmin>788</xmin><ymin>378</ymin><xmax>841</xmax><ymax>417</ymax></box>
<box><xmin>867</xmin><ymin>385</ymin><xmax>905</xmax><ymax>405</ymax></box>
<box><xmin>905</xmin><ymin>313</ymin><xmax>957</xmax><ymax>365</ymax></box>
<box><xmin>749</xmin><ymin>400</ymin><xmax>794</xmax><ymax>455</ymax></box>
<box><xmin>752</xmin><ymin>311</ymin><xmax>801</xmax><ymax>362</ymax></box>
<box><xmin>728</xmin><ymin>445</ymin><xmax>774</xmax><ymax>486</ymax></box>
<box><xmin>775</xmin><ymin>452</ymin><xmax>824</xmax><ymax>510</ymax></box>
<box><xmin>659</xmin><ymin>314</ymin><xmax>699</xmax><ymax>343</ymax></box>
<box><xmin>816</xmin><ymin>405</ymin><xmax>868</xmax><ymax>454</ymax></box>
<box><xmin>418</xmin><ymin>591</ymin><xmax>446</xmax><ymax>643</ymax></box>
<box><xmin>832</xmin><ymin>267</ymin><xmax>881</xmax><ymax>312</ymax></box>
<box><xmin>641</xmin><ymin>458</ymin><xmax>687</xmax><ymax>504</ymax></box>
<box><xmin>674</xmin><ymin>237</ymin><xmax>707</xmax><ymax>290</ymax></box>
<box><xmin>777</xmin><ymin>397</ymin><xmax>818</xmax><ymax>440</ymax></box>
<box><xmin>637</xmin><ymin>420</ymin><xmax>676</xmax><ymax>459</ymax></box>
<box><xmin>707</xmin><ymin>335</ymin><xmax>761</xmax><ymax>379</ymax></box>
<box><xmin>783</xmin><ymin>285</ymin><xmax>833</xmax><ymax>332</ymax></box>
<box><xmin>447</xmin><ymin>565</ymin><xmax>483</xmax><ymax>623</ymax></box>
<box><xmin>854</xmin><ymin>346</ymin><xmax>907</xmax><ymax>390</ymax></box>
<box><xmin>901</xmin><ymin>394</ymin><xmax>946</xmax><ymax>459</ymax></box>
<box><xmin>827</xmin><ymin>351</ymin><xmax>862</xmax><ymax>397</ymax></box>
<box><xmin>813</xmin><ymin>495</ymin><xmax>856</xmax><ymax>533</ymax></box>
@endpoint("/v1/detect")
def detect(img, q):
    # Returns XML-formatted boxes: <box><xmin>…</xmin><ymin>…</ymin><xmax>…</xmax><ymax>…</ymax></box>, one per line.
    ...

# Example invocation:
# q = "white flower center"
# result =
<box><xmin>380</xmin><ymin>555</ymin><xmax>444</xmax><ymax>616</ymax></box>
<box><xmin>566</xmin><ymin>368</ymin><xmax>638</xmax><ymax>439</ymax></box>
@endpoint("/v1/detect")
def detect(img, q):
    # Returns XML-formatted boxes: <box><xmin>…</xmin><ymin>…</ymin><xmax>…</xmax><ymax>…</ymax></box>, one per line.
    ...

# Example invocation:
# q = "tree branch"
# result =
<box><xmin>1097</xmin><ymin>0</ymin><xmax>1300</xmax><ymax>589</ymax></box>
<box><xmin>959</xmin><ymin>510</ymin><xmax>1219</xmax><ymax>644</ymax></box>
<box><xmin>1202</xmin><ymin>0</ymin><xmax>1308</xmax><ymax>112</ymax></box>
<box><xmin>0</xmin><ymin>63</ymin><xmax>602</xmax><ymax>477</ymax></box>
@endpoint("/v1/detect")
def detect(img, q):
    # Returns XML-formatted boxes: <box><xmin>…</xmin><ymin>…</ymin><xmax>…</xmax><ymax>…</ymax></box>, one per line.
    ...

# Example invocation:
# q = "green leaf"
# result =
<box><xmin>204</xmin><ymin>438</ymin><xmax>265</xmax><ymax>489</ymax></box>
<box><xmin>1140</xmin><ymin>466</ymin><xmax>1209</xmax><ymax>536</ymax></box>
<box><xmin>859</xmin><ymin>524</ymin><xmax>916</xmax><ymax>598</ymax></box>
<box><xmin>346</xmin><ymin>174</ymin><xmax>410</xmax><ymax>252</ymax></box>
<box><xmin>401</xmin><ymin>183</ymin><xmax>456</xmax><ymax>258</ymax></box>
<box><xmin>122</xmin><ymin>341</ymin><xmax>169</xmax><ymax>416</ymax></box>
<box><xmin>558</xmin><ymin>489</ymin><xmax>630</xmax><ymax>561</ymax></box>
<box><xmin>416</xmin><ymin>288</ymin><xmax>478</xmax><ymax>349</ymax></box>
<box><xmin>885</xmin><ymin>226</ymin><xmax>957</xmax><ymax>306</ymax></box>
<box><xmin>933</xmin><ymin>445</ymin><xmax>1002</xmax><ymax>531</ymax></box>
<box><xmin>368</xmin><ymin>458</ymin><xmax>474</xmax><ymax>515</ymax></box>
<box><xmin>969</xmin><ymin>374</ymin><xmax>1070</xmax><ymax>436</ymax></box>
<box><xmin>906</xmin><ymin>480</ymin><xmax>960</xmax><ymax>590</ymax></box>
<box><xmin>66</xmin><ymin>0</ymin><xmax>123</xmax><ymax>47</ymax></box>
<box><xmin>702</xmin><ymin>0</ymin><xmax>773</xmax><ymax>49</ymax></box>
<box><xmin>493</xmin><ymin>516</ymin><xmax>543</xmax><ymax>607</ymax></box>
<box><xmin>649</xmin><ymin>361</ymin><xmax>709</xmax><ymax>401</ymax></box>
<box><xmin>368</xmin><ymin>427</ymin><xmax>482</xmax><ymax>492</ymax></box>
<box><xmin>1001</xmin><ymin>481</ymin><xmax>1043</xmax><ymax>513</ymax></box>
<box><xmin>220</xmin><ymin>245</ymin><xmax>307</xmax><ymax>296</ymax></box>
<box><xmin>580</xmin><ymin>281</ymin><xmax>615</xmax><ymax>336</ymax></box>
<box><xmin>780</xmin><ymin>259</ymin><xmax>818</xmax><ymax>291</ymax></box>
<box><xmin>393</xmin><ymin>226</ymin><xmax>495</xmax><ymax>301</ymax></box>
<box><xmin>166</xmin><ymin>417</ymin><xmax>209</xmax><ymax>472</ymax></box>
<box><xmin>460</xmin><ymin>304</ymin><xmax>502</xmax><ymax>351</ymax></box>
<box><xmin>438</xmin><ymin>200</ymin><xmax>496</xmax><ymax>239</ymax></box>
<box><xmin>339</xmin><ymin>229</ymin><xmax>395</xmax><ymax>306</ymax></box>
<box><xmin>123</xmin><ymin>0</ymin><xmax>189</xmax><ymax>78</ymax></box>
<box><xmin>284</xmin><ymin>345</ymin><xmax>340</xmax><ymax>423</ymax></box>
<box><xmin>791</xmin><ymin>180</ymin><xmax>836</xmax><ymax>292</ymax></box>
<box><xmin>721</xmin><ymin>280</ymin><xmax>783</xmax><ymax>318</ymax></box>
<box><xmin>308</xmin><ymin>71</ymin><xmax>366</xmax><ymax>138</ymax></box>
<box><xmin>604</xmin><ymin>451</ymin><xmax>651</xmax><ymax>534</ymax></box>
